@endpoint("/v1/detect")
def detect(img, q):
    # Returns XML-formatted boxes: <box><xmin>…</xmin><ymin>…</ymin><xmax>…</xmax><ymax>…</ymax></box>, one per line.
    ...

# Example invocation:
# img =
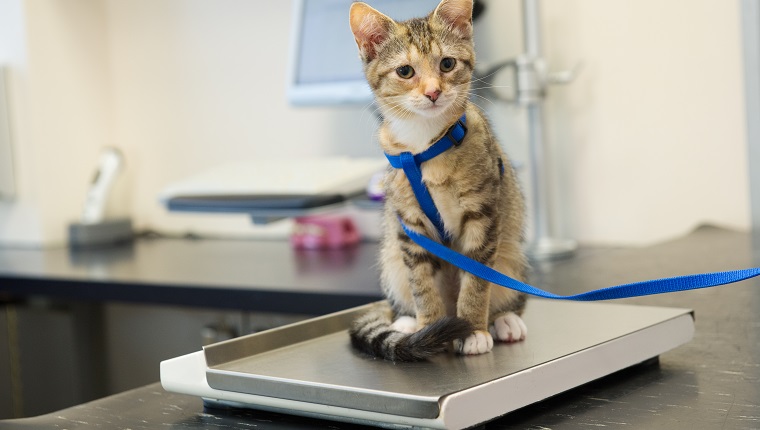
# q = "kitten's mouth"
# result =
<box><xmin>418</xmin><ymin>99</ymin><xmax>450</xmax><ymax>117</ymax></box>
<box><xmin>390</xmin><ymin>94</ymin><xmax>454</xmax><ymax>119</ymax></box>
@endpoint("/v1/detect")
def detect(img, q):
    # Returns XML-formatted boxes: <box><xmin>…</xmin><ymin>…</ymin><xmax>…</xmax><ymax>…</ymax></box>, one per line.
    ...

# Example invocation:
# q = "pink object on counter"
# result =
<box><xmin>291</xmin><ymin>216</ymin><xmax>361</xmax><ymax>249</ymax></box>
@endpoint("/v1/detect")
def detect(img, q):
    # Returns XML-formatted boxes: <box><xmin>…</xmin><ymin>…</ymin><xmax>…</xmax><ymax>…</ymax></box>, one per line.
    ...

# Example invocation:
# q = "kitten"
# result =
<box><xmin>348</xmin><ymin>0</ymin><xmax>528</xmax><ymax>361</ymax></box>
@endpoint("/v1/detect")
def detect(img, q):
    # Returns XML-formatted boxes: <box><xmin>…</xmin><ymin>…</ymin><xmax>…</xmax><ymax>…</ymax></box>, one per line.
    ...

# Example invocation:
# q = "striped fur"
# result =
<box><xmin>349</xmin><ymin>0</ymin><xmax>528</xmax><ymax>361</ymax></box>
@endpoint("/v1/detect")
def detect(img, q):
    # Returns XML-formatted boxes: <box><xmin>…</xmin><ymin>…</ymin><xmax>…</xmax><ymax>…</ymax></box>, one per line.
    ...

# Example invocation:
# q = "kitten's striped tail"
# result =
<box><xmin>349</xmin><ymin>304</ymin><xmax>473</xmax><ymax>362</ymax></box>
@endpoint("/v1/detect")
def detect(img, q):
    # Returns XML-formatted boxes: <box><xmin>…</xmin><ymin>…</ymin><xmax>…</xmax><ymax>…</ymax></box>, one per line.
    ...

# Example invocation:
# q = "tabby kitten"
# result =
<box><xmin>349</xmin><ymin>0</ymin><xmax>528</xmax><ymax>361</ymax></box>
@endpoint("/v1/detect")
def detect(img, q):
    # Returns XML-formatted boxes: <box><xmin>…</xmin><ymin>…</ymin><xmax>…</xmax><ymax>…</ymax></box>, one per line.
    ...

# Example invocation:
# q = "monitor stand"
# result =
<box><xmin>161</xmin><ymin>299</ymin><xmax>694</xmax><ymax>430</ymax></box>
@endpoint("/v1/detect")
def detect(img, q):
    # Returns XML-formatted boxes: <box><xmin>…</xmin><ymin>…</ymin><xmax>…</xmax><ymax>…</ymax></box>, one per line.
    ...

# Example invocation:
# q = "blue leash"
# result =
<box><xmin>400</xmin><ymin>222</ymin><xmax>760</xmax><ymax>300</ymax></box>
<box><xmin>387</xmin><ymin>114</ymin><xmax>760</xmax><ymax>300</ymax></box>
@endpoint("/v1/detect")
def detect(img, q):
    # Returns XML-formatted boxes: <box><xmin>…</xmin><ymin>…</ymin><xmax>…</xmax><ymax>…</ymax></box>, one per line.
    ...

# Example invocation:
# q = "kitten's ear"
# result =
<box><xmin>433</xmin><ymin>0</ymin><xmax>473</xmax><ymax>38</ymax></box>
<box><xmin>349</xmin><ymin>2</ymin><xmax>395</xmax><ymax>62</ymax></box>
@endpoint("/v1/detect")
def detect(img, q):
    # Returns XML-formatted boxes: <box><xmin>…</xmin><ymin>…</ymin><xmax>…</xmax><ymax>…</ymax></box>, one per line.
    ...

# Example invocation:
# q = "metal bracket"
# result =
<box><xmin>474</xmin><ymin>56</ymin><xmax>582</xmax><ymax>106</ymax></box>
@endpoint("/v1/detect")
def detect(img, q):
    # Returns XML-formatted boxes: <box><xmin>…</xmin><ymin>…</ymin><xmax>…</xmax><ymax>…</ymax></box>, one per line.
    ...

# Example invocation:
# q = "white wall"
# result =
<box><xmin>474</xmin><ymin>0</ymin><xmax>749</xmax><ymax>245</ymax></box>
<box><xmin>0</xmin><ymin>0</ymin><xmax>751</xmax><ymax>247</ymax></box>
<box><xmin>0</xmin><ymin>0</ymin><xmax>112</xmax><ymax>246</ymax></box>
<box><xmin>542</xmin><ymin>1</ymin><xmax>750</xmax><ymax>245</ymax></box>
<box><xmin>105</xmin><ymin>0</ymin><xmax>381</xmax><ymax>238</ymax></box>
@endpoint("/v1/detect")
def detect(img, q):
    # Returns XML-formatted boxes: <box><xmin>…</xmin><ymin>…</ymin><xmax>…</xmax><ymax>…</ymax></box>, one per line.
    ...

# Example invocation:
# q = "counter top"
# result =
<box><xmin>2</xmin><ymin>226</ymin><xmax>759</xmax><ymax>429</ymax></box>
<box><xmin>0</xmin><ymin>236</ymin><xmax>383</xmax><ymax>314</ymax></box>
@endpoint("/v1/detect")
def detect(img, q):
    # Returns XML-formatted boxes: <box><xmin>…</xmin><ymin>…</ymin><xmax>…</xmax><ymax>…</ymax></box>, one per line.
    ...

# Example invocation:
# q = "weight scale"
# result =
<box><xmin>161</xmin><ymin>299</ymin><xmax>694</xmax><ymax>429</ymax></box>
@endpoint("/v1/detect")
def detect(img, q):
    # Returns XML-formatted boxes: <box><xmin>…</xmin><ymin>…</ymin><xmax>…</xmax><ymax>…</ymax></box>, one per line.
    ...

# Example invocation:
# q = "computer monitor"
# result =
<box><xmin>287</xmin><ymin>0</ymin><xmax>441</xmax><ymax>106</ymax></box>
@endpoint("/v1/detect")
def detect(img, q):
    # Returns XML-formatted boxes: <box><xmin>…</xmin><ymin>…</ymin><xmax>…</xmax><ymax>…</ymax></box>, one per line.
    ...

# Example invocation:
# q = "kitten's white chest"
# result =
<box><xmin>388</xmin><ymin>117</ymin><xmax>449</xmax><ymax>154</ymax></box>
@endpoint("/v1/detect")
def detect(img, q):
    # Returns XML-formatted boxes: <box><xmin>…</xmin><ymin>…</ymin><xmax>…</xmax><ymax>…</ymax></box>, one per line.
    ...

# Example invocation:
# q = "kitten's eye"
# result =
<box><xmin>440</xmin><ymin>57</ymin><xmax>456</xmax><ymax>72</ymax></box>
<box><xmin>396</xmin><ymin>65</ymin><xmax>415</xmax><ymax>79</ymax></box>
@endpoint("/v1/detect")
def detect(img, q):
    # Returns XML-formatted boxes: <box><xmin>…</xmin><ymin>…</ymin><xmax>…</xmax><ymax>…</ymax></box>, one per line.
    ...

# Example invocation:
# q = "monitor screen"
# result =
<box><xmin>288</xmin><ymin>0</ymin><xmax>441</xmax><ymax>106</ymax></box>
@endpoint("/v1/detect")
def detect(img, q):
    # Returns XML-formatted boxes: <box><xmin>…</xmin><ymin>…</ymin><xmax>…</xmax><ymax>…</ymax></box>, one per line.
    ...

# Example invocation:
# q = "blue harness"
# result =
<box><xmin>384</xmin><ymin>114</ymin><xmax>760</xmax><ymax>301</ymax></box>
<box><xmin>385</xmin><ymin>114</ymin><xmax>467</xmax><ymax>242</ymax></box>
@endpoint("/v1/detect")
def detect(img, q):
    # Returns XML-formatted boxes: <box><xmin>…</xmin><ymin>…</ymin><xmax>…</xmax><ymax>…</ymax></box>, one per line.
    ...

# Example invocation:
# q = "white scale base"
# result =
<box><xmin>161</xmin><ymin>300</ymin><xmax>694</xmax><ymax>430</ymax></box>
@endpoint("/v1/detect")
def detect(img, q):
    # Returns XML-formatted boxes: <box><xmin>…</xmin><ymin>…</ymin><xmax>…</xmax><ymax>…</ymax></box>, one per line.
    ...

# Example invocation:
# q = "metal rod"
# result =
<box><xmin>741</xmin><ymin>0</ymin><xmax>760</xmax><ymax>237</ymax></box>
<box><xmin>527</xmin><ymin>104</ymin><xmax>551</xmax><ymax>246</ymax></box>
<box><xmin>523</xmin><ymin>0</ymin><xmax>542</xmax><ymax>58</ymax></box>
<box><xmin>522</xmin><ymin>0</ymin><xmax>576</xmax><ymax>260</ymax></box>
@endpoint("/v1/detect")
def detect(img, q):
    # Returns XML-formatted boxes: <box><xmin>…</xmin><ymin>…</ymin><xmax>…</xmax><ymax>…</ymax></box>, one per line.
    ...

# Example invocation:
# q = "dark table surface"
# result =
<box><xmin>2</xmin><ymin>225</ymin><xmax>759</xmax><ymax>429</ymax></box>
<box><xmin>0</xmin><ymin>236</ymin><xmax>383</xmax><ymax>314</ymax></box>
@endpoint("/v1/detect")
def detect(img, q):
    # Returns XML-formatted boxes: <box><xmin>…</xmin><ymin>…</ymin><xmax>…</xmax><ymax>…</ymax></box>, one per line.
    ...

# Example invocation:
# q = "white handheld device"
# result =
<box><xmin>81</xmin><ymin>147</ymin><xmax>123</xmax><ymax>224</ymax></box>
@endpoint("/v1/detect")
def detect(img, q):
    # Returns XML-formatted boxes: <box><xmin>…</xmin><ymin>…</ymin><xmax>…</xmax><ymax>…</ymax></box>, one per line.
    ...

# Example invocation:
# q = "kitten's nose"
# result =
<box><xmin>425</xmin><ymin>89</ymin><xmax>441</xmax><ymax>102</ymax></box>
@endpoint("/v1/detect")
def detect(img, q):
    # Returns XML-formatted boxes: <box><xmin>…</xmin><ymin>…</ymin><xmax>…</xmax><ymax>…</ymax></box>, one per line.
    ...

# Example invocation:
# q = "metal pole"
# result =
<box><xmin>523</xmin><ymin>0</ymin><xmax>542</xmax><ymax>58</ymax></box>
<box><xmin>741</xmin><ymin>0</ymin><xmax>760</xmax><ymax>238</ymax></box>
<box><xmin>522</xmin><ymin>0</ymin><xmax>576</xmax><ymax>260</ymax></box>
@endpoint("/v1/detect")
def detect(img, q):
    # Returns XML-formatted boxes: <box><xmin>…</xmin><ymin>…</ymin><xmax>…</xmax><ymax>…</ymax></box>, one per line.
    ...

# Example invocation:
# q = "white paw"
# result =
<box><xmin>390</xmin><ymin>316</ymin><xmax>418</xmax><ymax>334</ymax></box>
<box><xmin>454</xmin><ymin>330</ymin><xmax>493</xmax><ymax>355</ymax></box>
<box><xmin>489</xmin><ymin>312</ymin><xmax>527</xmax><ymax>343</ymax></box>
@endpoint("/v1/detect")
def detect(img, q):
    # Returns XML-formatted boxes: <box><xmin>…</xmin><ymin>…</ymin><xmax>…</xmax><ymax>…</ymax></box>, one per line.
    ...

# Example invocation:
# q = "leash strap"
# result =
<box><xmin>398</xmin><ymin>152</ymin><xmax>449</xmax><ymax>241</ymax></box>
<box><xmin>401</xmin><ymin>221</ymin><xmax>760</xmax><ymax>300</ymax></box>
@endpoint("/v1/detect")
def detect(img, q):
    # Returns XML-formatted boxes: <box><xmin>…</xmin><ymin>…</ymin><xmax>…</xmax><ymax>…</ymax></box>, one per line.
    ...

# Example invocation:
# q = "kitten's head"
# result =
<box><xmin>349</xmin><ymin>0</ymin><xmax>475</xmax><ymax>121</ymax></box>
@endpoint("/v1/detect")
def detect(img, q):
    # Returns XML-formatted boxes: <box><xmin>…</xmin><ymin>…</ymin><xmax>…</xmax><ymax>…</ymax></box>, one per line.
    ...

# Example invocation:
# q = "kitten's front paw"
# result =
<box><xmin>454</xmin><ymin>330</ymin><xmax>493</xmax><ymax>355</ymax></box>
<box><xmin>390</xmin><ymin>316</ymin><xmax>418</xmax><ymax>334</ymax></box>
<box><xmin>489</xmin><ymin>312</ymin><xmax>527</xmax><ymax>343</ymax></box>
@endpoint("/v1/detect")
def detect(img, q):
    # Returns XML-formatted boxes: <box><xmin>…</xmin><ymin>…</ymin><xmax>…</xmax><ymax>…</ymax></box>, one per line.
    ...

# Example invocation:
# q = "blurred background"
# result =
<box><xmin>0</xmin><ymin>0</ymin><xmax>758</xmax><ymax>420</ymax></box>
<box><xmin>0</xmin><ymin>0</ymin><xmax>755</xmax><ymax>248</ymax></box>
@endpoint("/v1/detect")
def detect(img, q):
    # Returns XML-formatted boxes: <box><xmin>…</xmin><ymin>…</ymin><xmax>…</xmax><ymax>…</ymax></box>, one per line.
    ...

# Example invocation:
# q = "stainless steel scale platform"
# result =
<box><xmin>161</xmin><ymin>300</ymin><xmax>694</xmax><ymax>429</ymax></box>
